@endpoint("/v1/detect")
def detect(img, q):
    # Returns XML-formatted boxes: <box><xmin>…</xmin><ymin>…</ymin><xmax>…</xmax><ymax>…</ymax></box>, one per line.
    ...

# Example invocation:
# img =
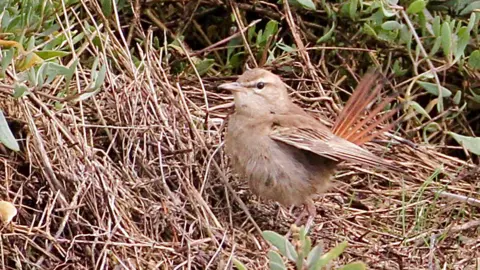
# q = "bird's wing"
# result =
<box><xmin>269</xmin><ymin>114</ymin><xmax>397</xmax><ymax>171</ymax></box>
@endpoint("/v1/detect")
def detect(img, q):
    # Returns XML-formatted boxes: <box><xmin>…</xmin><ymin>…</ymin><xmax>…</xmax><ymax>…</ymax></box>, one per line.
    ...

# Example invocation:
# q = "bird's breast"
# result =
<box><xmin>225</xmin><ymin>114</ymin><xmax>334</xmax><ymax>206</ymax></box>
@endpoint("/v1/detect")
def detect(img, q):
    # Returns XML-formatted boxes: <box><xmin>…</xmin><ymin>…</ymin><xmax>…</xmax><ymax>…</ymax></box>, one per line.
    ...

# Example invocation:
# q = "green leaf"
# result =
<box><xmin>381</xmin><ymin>21</ymin><xmax>402</xmax><ymax>30</ymax></box>
<box><xmin>306</xmin><ymin>244</ymin><xmax>323</xmax><ymax>269</ymax></box>
<box><xmin>1</xmin><ymin>48</ymin><xmax>14</xmax><ymax>77</ymax></box>
<box><xmin>71</xmin><ymin>32</ymin><xmax>86</xmax><ymax>47</ymax></box>
<box><xmin>296</xmin><ymin>252</ymin><xmax>304</xmax><ymax>270</ymax></box>
<box><xmin>454</xmin><ymin>26</ymin><xmax>470</xmax><ymax>62</ymax></box>
<box><xmin>420</xmin><ymin>72</ymin><xmax>434</xmax><ymax>79</ymax></box>
<box><xmin>410</xmin><ymin>101</ymin><xmax>431</xmax><ymax>119</ymax></box>
<box><xmin>296</xmin><ymin>226</ymin><xmax>309</xmax><ymax>269</ymax></box>
<box><xmin>322</xmin><ymin>1</ymin><xmax>334</xmax><ymax>17</ymax></box>
<box><xmin>268</xmin><ymin>251</ymin><xmax>287</xmax><ymax>270</ymax></box>
<box><xmin>266</xmin><ymin>49</ymin><xmax>276</xmax><ymax>64</ymax></box>
<box><xmin>348</xmin><ymin>0</ymin><xmax>358</xmax><ymax>19</ymax></box>
<box><xmin>276</xmin><ymin>42</ymin><xmax>296</xmax><ymax>53</ymax></box>
<box><xmin>43</xmin><ymin>32</ymin><xmax>67</xmax><ymax>51</ymax></box>
<box><xmin>38</xmin><ymin>24</ymin><xmax>61</xmax><ymax>38</ymax></box>
<box><xmin>418</xmin><ymin>11</ymin><xmax>427</xmax><ymax>35</ymax></box>
<box><xmin>432</xmin><ymin>16</ymin><xmax>441</xmax><ymax>37</ymax></box>
<box><xmin>233</xmin><ymin>258</ymin><xmax>248</xmax><ymax>270</ymax></box>
<box><xmin>247</xmin><ymin>25</ymin><xmax>256</xmax><ymax>43</ymax></box>
<box><xmin>450</xmin><ymin>102</ymin><xmax>468</xmax><ymax>119</ymax></box>
<box><xmin>91</xmin><ymin>57</ymin><xmax>100</xmax><ymax>77</ymax></box>
<box><xmin>229</xmin><ymin>52</ymin><xmax>245</xmax><ymax>69</ymax></box>
<box><xmin>437</xmin><ymin>96</ymin><xmax>444</xmax><ymax>112</ymax></box>
<box><xmin>18</xmin><ymin>51</ymin><xmax>44</xmax><ymax>71</ymax></box>
<box><xmin>467</xmin><ymin>12</ymin><xmax>477</xmax><ymax>32</ymax></box>
<box><xmin>338</xmin><ymin>261</ymin><xmax>367</xmax><ymax>270</ymax></box>
<box><xmin>423</xmin><ymin>122</ymin><xmax>441</xmax><ymax>143</ymax></box>
<box><xmin>315</xmin><ymin>241</ymin><xmax>348</xmax><ymax>268</ymax></box>
<box><xmin>45</xmin><ymin>62</ymin><xmax>71</xmax><ymax>76</ymax></box>
<box><xmin>5</xmin><ymin>16</ymin><xmax>20</xmax><ymax>33</ymax></box>
<box><xmin>448</xmin><ymin>132</ymin><xmax>480</xmax><ymax>155</ymax></box>
<box><xmin>36</xmin><ymin>63</ymin><xmax>46</xmax><ymax>87</ymax></box>
<box><xmin>378</xmin><ymin>29</ymin><xmax>398</xmax><ymax>42</ymax></box>
<box><xmin>392</xmin><ymin>59</ymin><xmax>407</xmax><ymax>76</ymax></box>
<box><xmin>417</xmin><ymin>81</ymin><xmax>452</xmax><ymax>97</ymax></box>
<box><xmin>366</xmin><ymin>8</ymin><xmax>384</xmax><ymax>23</ymax></box>
<box><xmin>317</xmin><ymin>22</ymin><xmax>336</xmax><ymax>43</ymax></box>
<box><xmin>453</xmin><ymin>91</ymin><xmax>462</xmax><ymax>105</ymax></box>
<box><xmin>468</xmin><ymin>50</ymin><xmax>480</xmax><ymax>69</ymax></box>
<box><xmin>294</xmin><ymin>0</ymin><xmax>316</xmax><ymax>10</ymax></box>
<box><xmin>93</xmin><ymin>64</ymin><xmax>107</xmax><ymax>91</ymax></box>
<box><xmin>227</xmin><ymin>36</ymin><xmax>242</xmax><ymax>62</ymax></box>
<box><xmin>101</xmin><ymin>0</ymin><xmax>113</xmax><ymax>17</ymax></box>
<box><xmin>0</xmin><ymin>110</ymin><xmax>19</xmax><ymax>152</ymax></box>
<box><xmin>381</xmin><ymin>3</ymin><xmax>397</xmax><ymax>17</ymax></box>
<box><xmin>264</xmin><ymin>20</ymin><xmax>279</xmax><ymax>41</ymax></box>
<box><xmin>65</xmin><ymin>59</ymin><xmax>79</xmax><ymax>88</ymax></box>
<box><xmin>454</xmin><ymin>19</ymin><xmax>463</xmax><ymax>33</ymax></box>
<box><xmin>35</xmin><ymin>50</ymin><xmax>70</xmax><ymax>60</ymax></box>
<box><xmin>441</xmin><ymin>22</ymin><xmax>452</xmax><ymax>59</ymax></box>
<box><xmin>399</xmin><ymin>24</ymin><xmax>412</xmax><ymax>46</ymax></box>
<box><xmin>70</xmin><ymin>89</ymin><xmax>102</xmax><ymax>103</ymax></box>
<box><xmin>459</xmin><ymin>1</ymin><xmax>480</xmax><ymax>16</ymax></box>
<box><xmin>449</xmin><ymin>19</ymin><xmax>456</xmax><ymax>32</ymax></box>
<box><xmin>195</xmin><ymin>58</ymin><xmax>214</xmax><ymax>76</ymax></box>
<box><xmin>256</xmin><ymin>29</ymin><xmax>264</xmax><ymax>46</ymax></box>
<box><xmin>13</xmin><ymin>83</ymin><xmax>29</xmax><ymax>98</ymax></box>
<box><xmin>256</xmin><ymin>20</ymin><xmax>278</xmax><ymax>47</ymax></box>
<box><xmin>429</xmin><ymin>36</ymin><xmax>442</xmax><ymax>56</ymax></box>
<box><xmin>302</xmin><ymin>234</ymin><xmax>312</xmax><ymax>256</ymax></box>
<box><xmin>26</xmin><ymin>36</ymin><xmax>35</xmax><ymax>51</ymax></box>
<box><xmin>262</xmin><ymin>231</ymin><xmax>298</xmax><ymax>262</ymax></box>
<box><xmin>27</xmin><ymin>67</ymin><xmax>37</xmax><ymax>86</ymax></box>
<box><xmin>469</xmin><ymin>88</ymin><xmax>480</xmax><ymax>103</ymax></box>
<box><xmin>363</xmin><ymin>23</ymin><xmax>377</xmax><ymax>37</ymax></box>
<box><xmin>407</xmin><ymin>0</ymin><xmax>426</xmax><ymax>14</ymax></box>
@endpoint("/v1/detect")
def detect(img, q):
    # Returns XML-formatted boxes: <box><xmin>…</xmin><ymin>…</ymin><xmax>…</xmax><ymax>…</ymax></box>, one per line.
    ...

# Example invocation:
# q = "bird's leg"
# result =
<box><xmin>293</xmin><ymin>207</ymin><xmax>308</xmax><ymax>226</ymax></box>
<box><xmin>274</xmin><ymin>203</ymin><xmax>288</xmax><ymax>222</ymax></box>
<box><xmin>286</xmin><ymin>199</ymin><xmax>317</xmax><ymax>238</ymax></box>
<box><xmin>305</xmin><ymin>198</ymin><xmax>316</xmax><ymax>232</ymax></box>
<box><xmin>293</xmin><ymin>198</ymin><xmax>316</xmax><ymax>227</ymax></box>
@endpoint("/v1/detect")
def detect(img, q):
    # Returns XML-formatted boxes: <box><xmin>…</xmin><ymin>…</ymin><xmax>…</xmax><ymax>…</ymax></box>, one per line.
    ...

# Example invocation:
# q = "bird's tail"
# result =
<box><xmin>332</xmin><ymin>70</ymin><xmax>402</xmax><ymax>146</ymax></box>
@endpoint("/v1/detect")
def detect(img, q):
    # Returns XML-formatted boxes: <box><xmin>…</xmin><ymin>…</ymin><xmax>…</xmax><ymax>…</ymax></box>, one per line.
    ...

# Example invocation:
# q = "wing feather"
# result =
<box><xmin>269</xmin><ymin>114</ymin><xmax>399</xmax><ymax>171</ymax></box>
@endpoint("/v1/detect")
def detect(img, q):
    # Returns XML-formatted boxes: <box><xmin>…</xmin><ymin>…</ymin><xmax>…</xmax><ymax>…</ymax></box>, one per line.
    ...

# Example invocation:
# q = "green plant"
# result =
<box><xmin>0</xmin><ymin>0</ymin><xmax>107</xmax><ymax>151</ymax></box>
<box><xmin>0</xmin><ymin>110</ymin><xmax>19</xmax><ymax>152</ymax></box>
<box><xmin>234</xmin><ymin>225</ymin><xmax>367</xmax><ymax>270</ymax></box>
<box><xmin>339</xmin><ymin>0</ymin><xmax>480</xmax><ymax>156</ymax></box>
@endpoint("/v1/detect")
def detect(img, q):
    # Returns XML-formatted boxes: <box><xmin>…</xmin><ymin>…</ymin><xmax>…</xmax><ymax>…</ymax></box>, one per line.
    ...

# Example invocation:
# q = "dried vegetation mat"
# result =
<box><xmin>0</xmin><ymin>0</ymin><xmax>479</xmax><ymax>269</ymax></box>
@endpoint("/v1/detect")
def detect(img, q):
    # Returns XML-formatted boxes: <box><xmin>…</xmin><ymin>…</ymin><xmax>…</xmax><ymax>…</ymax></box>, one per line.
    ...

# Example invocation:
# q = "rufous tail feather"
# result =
<box><xmin>332</xmin><ymin>70</ymin><xmax>399</xmax><ymax>146</ymax></box>
<box><xmin>332</xmin><ymin>72</ymin><xmax>380</xmax><ymax>137</ymax></box>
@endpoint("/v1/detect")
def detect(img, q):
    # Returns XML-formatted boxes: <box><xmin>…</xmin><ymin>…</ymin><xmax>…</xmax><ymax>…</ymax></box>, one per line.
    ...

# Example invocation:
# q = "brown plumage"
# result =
<box><xmin>220</xmin><ymin>68</ymin><xmax>400</xmax><ymax>223</ymax></box>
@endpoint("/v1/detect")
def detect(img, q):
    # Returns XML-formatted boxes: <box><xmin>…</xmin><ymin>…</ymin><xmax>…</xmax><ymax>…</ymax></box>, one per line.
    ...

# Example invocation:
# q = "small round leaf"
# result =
<box><xmin>407</xmin><ymin>0</ymin><xmax>426</xmax><ymax>14</ymax></box>
<box><xmin>468</xmin><ymin>50</ymin><xmax>480</xmax><ymax>69</ymax></box>
<box><xmin>381</xmin><ymin>21</ymin><xmax>402</xmax><ymax>30</ymax></box>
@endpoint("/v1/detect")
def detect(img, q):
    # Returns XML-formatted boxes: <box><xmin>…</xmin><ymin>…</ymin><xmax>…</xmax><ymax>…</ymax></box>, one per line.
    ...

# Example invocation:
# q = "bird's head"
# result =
<box><xmin>219</xmin><ymin>68</ymin><xmax>291</xmax><ymax>116</ymax></box>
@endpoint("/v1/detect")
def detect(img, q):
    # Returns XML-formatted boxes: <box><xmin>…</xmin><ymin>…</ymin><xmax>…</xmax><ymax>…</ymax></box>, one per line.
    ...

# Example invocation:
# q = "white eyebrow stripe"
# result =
<box><xmin>243</xmin><ymin>81</ymin><xmax>259</xmax><ymax>88</ymax></box>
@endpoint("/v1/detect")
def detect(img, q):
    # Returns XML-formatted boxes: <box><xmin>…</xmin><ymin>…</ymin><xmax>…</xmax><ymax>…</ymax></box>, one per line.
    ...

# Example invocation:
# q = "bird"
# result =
<box><xmin>219</xmin><ymin>68</ymin><xmax>400</xmax><ymax>226</ymax></box>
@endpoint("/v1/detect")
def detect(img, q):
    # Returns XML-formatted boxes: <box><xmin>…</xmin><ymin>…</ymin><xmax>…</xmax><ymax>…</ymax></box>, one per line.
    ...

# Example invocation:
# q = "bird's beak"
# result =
<box><xmin>218</xmin><ymin>82</ymin><xmax>245</xmax><ymax>92</ymax></box>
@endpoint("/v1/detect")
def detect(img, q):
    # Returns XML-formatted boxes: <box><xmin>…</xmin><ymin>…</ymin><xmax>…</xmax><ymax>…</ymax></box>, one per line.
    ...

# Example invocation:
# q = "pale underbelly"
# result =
<box><xmin>226</xmin><ymin>133</ymin><xmax>335</xmax><ymax>206</ymax></box>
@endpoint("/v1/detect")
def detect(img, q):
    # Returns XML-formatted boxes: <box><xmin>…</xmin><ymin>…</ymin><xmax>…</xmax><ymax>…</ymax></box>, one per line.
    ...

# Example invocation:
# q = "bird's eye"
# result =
<box><xmin>256</xmin><ymin>82</ymin><xmax>265</xmax><ymax>89</ymax></box>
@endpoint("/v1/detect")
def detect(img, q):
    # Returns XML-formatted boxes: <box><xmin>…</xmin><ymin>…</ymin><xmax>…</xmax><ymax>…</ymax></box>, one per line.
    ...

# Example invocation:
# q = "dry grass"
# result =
<box><xmin>0</xmin><ymin>1</ymin><xmax>479</xmax><ymax>269</ymax></box>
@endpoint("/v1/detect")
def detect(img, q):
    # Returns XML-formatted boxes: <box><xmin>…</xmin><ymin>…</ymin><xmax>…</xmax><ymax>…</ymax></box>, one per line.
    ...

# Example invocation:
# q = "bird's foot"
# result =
<box><xmin>286</xmin><ymin>199</ymin><xmax>317</xmax><ymax>238</ymax></box>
